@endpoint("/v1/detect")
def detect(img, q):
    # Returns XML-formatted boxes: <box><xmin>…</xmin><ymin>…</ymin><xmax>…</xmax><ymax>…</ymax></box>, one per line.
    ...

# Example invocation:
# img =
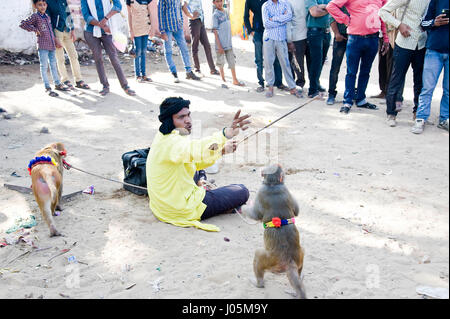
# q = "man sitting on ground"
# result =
<box><xmin>146</xmin><ymin>97</ymin><xmax>251</xmax><ymax>231</ymax></box>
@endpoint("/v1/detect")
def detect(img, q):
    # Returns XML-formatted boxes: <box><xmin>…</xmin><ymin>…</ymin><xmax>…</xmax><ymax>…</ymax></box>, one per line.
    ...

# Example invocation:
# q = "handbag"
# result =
<box><xmin>122</xmin><ymin>148</ymin><xmax>150</xmax><ymax>196</ymax></box>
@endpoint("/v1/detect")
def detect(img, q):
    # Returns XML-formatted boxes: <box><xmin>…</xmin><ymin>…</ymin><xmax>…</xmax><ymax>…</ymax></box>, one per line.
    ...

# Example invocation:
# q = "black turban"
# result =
<box><xmin>158</xmin><ymin>97</ymin><xmax>190</xmax><ymax>135</ymax></box>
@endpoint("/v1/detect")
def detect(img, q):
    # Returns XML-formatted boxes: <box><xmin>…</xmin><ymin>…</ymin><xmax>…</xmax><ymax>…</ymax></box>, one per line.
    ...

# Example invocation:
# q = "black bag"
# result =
<box><xmin>122</xmin><ymin>148</ymin><xmax>150</xmax><ymax>196</ymax></box>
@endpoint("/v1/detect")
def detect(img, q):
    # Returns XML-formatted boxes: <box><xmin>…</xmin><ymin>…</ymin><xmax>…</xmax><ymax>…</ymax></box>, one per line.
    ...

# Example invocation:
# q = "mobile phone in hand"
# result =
<box><xmin>442</xmin><ymin>9</ymin><xmax>450</xmax><ymax>19</ymax></box>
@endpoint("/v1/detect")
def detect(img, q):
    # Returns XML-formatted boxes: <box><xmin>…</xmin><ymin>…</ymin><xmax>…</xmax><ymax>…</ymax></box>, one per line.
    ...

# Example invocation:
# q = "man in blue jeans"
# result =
<box><xmin>244</xmin><ymin>0</ymin><xmax>287</xmax><ymax>92</ymax></box>
<box><xmin>158</xmin><ymin>0</ymin><xmax>200</xmax><ymax>83</ymax></box>
<box><xmin>327</xmin><ymin>0</ymin><xmax>390</xmax><ymax>114</ymax></box>
<box><xmin>411</xmin><ymin>0</ymin><xmax>449</xmax><ymax>134</ymax></box>
<box><xmin>305</xmin><ymin>0</ymin><xmax>331</xmax><ymax>99</ymax></box>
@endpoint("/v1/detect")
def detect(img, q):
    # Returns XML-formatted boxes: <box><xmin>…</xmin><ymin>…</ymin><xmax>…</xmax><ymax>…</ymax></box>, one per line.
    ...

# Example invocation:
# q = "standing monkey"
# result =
<box><xmin>29</xmin><ymin>142</ymin><xmax>67</xmax><ymax>237</ymax></box>
<box><xmin>245</xmin><ymin>164</ymin><xmax>306</xmax><ymax>299</ymax></box>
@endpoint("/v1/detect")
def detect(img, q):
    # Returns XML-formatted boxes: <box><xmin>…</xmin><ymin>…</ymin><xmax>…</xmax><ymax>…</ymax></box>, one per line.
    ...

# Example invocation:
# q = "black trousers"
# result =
<box><xmin>386</xmin><ymin>45</ymin><xmax>426</xmax><ymax>116</ymax></box>
<box><xmin>193</xmin><ymin>171</ymin><xmax>250</xmax><ymax>220</ymax></box>
<box><xmin>288</xmin><ymin>39</ymin><xmax>308</xmax><ymax>88</ymax></box>
<box><xmin>328</xmin><ymin>38</ymin><xmax>347</xmax><ymax>97</ymax></box>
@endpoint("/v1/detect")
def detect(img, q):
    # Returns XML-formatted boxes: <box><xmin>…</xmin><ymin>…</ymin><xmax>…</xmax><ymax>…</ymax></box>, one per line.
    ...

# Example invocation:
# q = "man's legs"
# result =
<box><xmin>275</xmin><ymin>41</ymin><xmax>296</xmax><ymax>89</ymax></box>
<box><xmin>198</xmin><ymin>21</ymin><xmax>217</xmax><ymax>73</ymax></box>
<box><xmin>386</xmin><ymin>46</ymin><xmax>413</xmax><ymax>118</ymax></box>
<box><xmin>273</xmin><ymin>57</ymin><xmax>284</xmax><ymax>88</ymax></box>
<box><xmin>173</xmin><ymin>28</ymin><xmax>193</xmax><ymax>73</ymax></box>
<box><xmin>306</xmin><ymin>29</ymin><xmax>325</xmax><ymax>96</ymax></box>
<box><xmin>189</xmin><ymin>19</ymin><xmax>202</xmax><ymax>72</ymax></box>
<box><xmin>54</xmin><ymin>30</ymin><xmax>70</xmax><ymax>83</ymax></box>
<box><xmin>355</xmin><ymin>37</ymin><xmax>379</xmax><ymax>107</ymax></box>
<box><xmin>416</xmin><ymin>50</ymin><xmax>442</xmax><ymax>121</ymax></box>
<box><xmin>411</xmin><ymin>48</ymin><xmax>426</xmax><ymax>114</ymax></box>
<box><xmin>292</xmin><ymin>39</ymin><xmax>307</xmax><ymax>88</ymax></box>
<box><xmin>253</xmin><ymin>32</ymin><xmax>265</xmax><ymax>88</ymax></box>
<box><xmin>101</xmin><ymin>34</ymin><xmax>129</xmax><ymax>88</ymax></box>
<box><xmin>343</xmin><ymin>35</ymin><xmax>362</xmax><ymax>108</ymax></box>
<box><xmin>263</xmin><ymin>39</ymin><xmax>277</xmax><ymax>89</ymax></box>
<box><xmin>201</xmin><ymin>184</ymin><xmax>250</xmax><ymax>220</ymax></box>
<box><xmin>376</xmin><ymin>38</ymin><xmax>393</xmax><ymax>97</ymax></box>
<box><xmin>439</xmin><ymin>53</ymin><xmax>449</xmax><ymax>123</ymax></box>
<box><xmin>61</xmin><ymin>30</ymin><xmax>83</xmax><ymax>83</ymax></box>
<box><xmin>84</xmin><ymin>31</ymin><xmax>109</xmax><ymax>88</ymax></box>
<box><xmin>328</xmin><ymin>38</ymin><xmax>347</xmax><ymax>100</ymax></box>
<box><xmin>163</xmin><ymin>31</ymin><xmax>178</xmax><ymax>74</ymax></box>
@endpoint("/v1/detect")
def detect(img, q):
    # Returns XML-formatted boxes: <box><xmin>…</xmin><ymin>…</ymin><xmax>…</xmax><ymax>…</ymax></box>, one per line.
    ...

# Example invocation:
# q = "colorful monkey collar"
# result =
<box><xmin>263</xmin><ymin>217</ymin><xmax>296</xmax><ymax>229</ymax></box>
<box><xmin>28</xmin><ymin>156</ymin><xmax>57</xmax><ymax>175</ymax></box>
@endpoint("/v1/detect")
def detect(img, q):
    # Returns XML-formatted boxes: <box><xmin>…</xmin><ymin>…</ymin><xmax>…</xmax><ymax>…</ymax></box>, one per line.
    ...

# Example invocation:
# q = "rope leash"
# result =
<box><xmin>236</xmin><ymin>97</ymin><xmax>318</xmax><ymax>145</ymax></box>
<box><xmin>60</xmin><ymin>98</ymin><xmax>315</xmax><ymax>224</ymax></box>
<box><xmin>62</xmin><ymin>159</ymin><xmax>148</xmax><ymax>191</ymax></box>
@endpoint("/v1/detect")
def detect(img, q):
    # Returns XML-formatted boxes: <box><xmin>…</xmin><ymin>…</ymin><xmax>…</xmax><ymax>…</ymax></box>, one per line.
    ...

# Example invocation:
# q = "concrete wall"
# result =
<box><xmin>0</xmin><ymin>0</ymin><xmax>203</xmax><ymax>53</ymax></box>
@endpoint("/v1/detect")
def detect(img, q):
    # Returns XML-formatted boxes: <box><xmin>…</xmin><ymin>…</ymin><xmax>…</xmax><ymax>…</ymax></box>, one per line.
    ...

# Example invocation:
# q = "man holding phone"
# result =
<box><xmin>412</xmin><ymin>0</ymin><xmax>449</xmax><ymax>134</ymax></box>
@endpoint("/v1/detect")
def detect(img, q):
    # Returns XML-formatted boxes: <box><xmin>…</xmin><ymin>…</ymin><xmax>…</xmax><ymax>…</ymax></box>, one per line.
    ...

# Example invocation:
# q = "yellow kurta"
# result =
<box><xmin>146</xmin><ymin>130</ymin><xmax>227</xmax><ymax>231</ymax></box>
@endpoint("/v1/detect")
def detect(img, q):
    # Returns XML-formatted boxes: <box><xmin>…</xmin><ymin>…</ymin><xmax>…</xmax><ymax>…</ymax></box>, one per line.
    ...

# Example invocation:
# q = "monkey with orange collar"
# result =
<box><xmin>244</xmin><ymin>164</ymin><xmax>306</xmax><ymax>299</ymax></box>
<box><xmin>28</xmin><ymin>142</ymin><xmax>67</xmax><ymax>237</ymax></box>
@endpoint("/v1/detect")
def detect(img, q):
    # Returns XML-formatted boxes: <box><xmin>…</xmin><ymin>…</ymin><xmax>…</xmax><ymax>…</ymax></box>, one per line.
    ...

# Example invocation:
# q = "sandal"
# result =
<box><xmin>290</xmin><ymin>90</ymin><xmax>304</xmax><ymax>99</ymax></box>
<box><xmin>99</xmin><ymin>87</ymin><xmax>110</xmax><ymax>96</ymax></box>
<box><xmin>75</xmin><ymin>80</ymin><xmax>90</xmax><ymax>89</ymax></box>
<box><xmin>64</xmin><ymin>81</ymin><xmax>75</xmax><ymax>90</ymax></box>
<box><xmin>141</xmin><ymin>76</ymin><xmax>153</xmax><ymax>83</ymax></box>
<box><xmin>123</xmin><ymin>85</ymin><xmax>136</xmax><ymax>96</ymax></box>
<box><xmin>46</xmin><ymin>88</ymin><xmax>59</xmax><ymax>97</ymax></box>
<box><xmin>233</xmin><ymin>81</ymin><xmax>245</xmax><ymax>87</ymax></box>
<box><xmin>357</xmin><ymin>102</ymin><xmax>379</xmax><ymax>110</ymax></box>
<box><xmin>54</xmin><ymin>83</ymin><xmax>70</xmax><ymax>92</ymax></box>
<box><xmin>265</xmin><ymin>90</ymin><xmax>274</xmax><ymax>98</ymax></box>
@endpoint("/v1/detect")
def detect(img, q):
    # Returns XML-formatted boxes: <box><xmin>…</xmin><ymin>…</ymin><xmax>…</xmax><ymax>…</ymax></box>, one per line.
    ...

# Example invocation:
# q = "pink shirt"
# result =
<box><xmin>327</xmin><ymin>0</ymin><xmax>388</xmax><ymax>43</ymax></box>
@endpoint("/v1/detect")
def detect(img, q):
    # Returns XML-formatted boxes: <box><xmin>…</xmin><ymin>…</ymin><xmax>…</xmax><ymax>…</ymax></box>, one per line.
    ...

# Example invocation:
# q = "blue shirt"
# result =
<box><xmin>158</xmin><ymin>0</ymin><xmax>183</xmax><ymax>33</ymax></box>
<box><xmin>262</xmin><ymin>0</ymin><xmax>293</xmax><ymax>41</ymax></box>
<box><xmin>184</xmin><ymin>0</ymin><xmax>204</xmax><ymax>22</ymax></box>
<box><xmin>46</xmin><ymin>0</ymin><xmax>74</xmax><ymax>32</ymax></box>
<box><xmin>81</xmin><ymin>0</ymin><xmax>122</xmax><ymax>34</ymax></box>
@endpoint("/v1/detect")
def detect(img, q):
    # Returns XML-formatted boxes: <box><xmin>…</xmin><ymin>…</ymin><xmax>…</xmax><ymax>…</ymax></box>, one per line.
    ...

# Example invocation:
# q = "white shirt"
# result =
<box><xmin>287</xmin><ymin>0</ymin><xmax>307</xmax><ymax>42</ymax></box>
<box><xmin>379</xmin><ymin>0</ymin><xmax>430</xmax><ymax>50</ymax></box>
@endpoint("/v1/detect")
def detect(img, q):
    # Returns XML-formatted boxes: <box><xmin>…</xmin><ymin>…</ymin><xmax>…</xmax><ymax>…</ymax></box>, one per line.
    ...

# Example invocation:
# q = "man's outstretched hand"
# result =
<box><xmin>224</xmin><ymin>110</ymin><xmax>251</xmax><ymax>139</ymax></box>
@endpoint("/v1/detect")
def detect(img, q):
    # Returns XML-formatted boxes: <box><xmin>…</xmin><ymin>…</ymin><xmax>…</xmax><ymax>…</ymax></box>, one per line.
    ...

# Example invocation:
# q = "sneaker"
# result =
<box><xmin>411</xmin><ymin>119</ymin><xmax>425</xmax><ymax>134</ymax></box>
<box><xmin>327</xmin><ymin>95</ymin><xmax>336</xmax><ymax>105</ymax></box>
<box><xmin>437</xmin><ymin>119</ymin><xmax>449</xmax><ymax>131</ymax></box>
<box><xmin>340</xmin><ymin>104</ymin><xmax>351</xmax><ymax>114</ymax></box>
<box><xmin>387</xmin><ymin>114</ymin><xmax>397</xmax><ymax>127</ymax></box>
<box><xmin>186</xmin><ymin>71</ymin><xmax>201</xmax><ymax>81</ymax></box>
<box><xmin>172</xmin><ymin>72</ymin><xmax>180</xmax><ymax>83</ymax></box>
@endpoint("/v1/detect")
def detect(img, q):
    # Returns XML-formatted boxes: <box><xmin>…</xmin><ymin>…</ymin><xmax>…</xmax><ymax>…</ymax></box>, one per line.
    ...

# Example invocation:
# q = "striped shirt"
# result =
<box><xmin>379</xmin><ymin>0</ymin><xmax>430</xmax><ymax>51</ymax></box>
<box><xmin>262</xmin><ymin>0</ymin><xmax>293</xmax><ymax>41</ymax></box>
<box><xmin>158</xmin><ymin>0</ymin><xmax>183</xmax><ymax>33</ymax></box>
<box><xmin>20</xmin><ymin>12</ymin><xmax>56</xmax><ymax>51</ymax></box>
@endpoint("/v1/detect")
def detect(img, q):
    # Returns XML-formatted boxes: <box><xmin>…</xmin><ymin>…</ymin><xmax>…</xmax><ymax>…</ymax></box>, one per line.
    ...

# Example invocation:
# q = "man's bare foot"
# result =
<box><xmin>233</xmin><ymin>81</ymin><xmax>245</xmax><ymax>87</ymax></box>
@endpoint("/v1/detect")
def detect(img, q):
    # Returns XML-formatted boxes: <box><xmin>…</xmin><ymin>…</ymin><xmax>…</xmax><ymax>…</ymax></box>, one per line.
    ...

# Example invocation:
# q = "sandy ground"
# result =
<box><xmin>0</xmin><ymin>35</ymin><xmax>448</xmax><ymax>299</ymax></box>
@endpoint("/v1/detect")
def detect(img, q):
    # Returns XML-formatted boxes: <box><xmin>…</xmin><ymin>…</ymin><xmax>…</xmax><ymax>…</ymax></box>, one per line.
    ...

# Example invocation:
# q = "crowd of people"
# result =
<box><xmin>19</xmin><ymin>0</ymin><xmax>449</xmax><ymax>134</ymax></box>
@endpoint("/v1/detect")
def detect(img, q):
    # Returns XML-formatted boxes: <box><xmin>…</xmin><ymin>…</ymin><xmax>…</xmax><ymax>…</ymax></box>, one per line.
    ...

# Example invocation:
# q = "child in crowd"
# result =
<box><xmin>126</xmin><ymin>0</ymin><xmax>153</xmax><ymax>83</ymax></box>
<box><xmin>212</xmin><ymin>0</ymin><xmax>244</xmax><ymax>87</ymax></box>
<box><xmin>20</xmin><ymin>0</ymin><xmax>69</xmax><ymax>97</ymax></box>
